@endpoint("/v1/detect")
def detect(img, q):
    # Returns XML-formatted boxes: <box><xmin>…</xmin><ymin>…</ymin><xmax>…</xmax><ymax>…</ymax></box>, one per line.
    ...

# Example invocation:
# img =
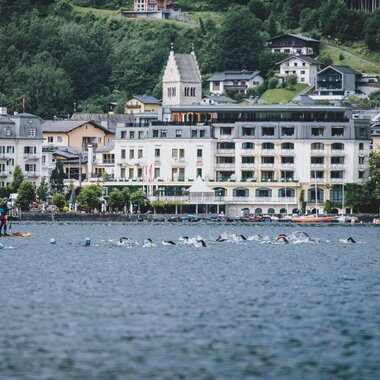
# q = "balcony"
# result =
<box><xmin>310</xmin><ymin>164</ymin><xmax>325</xmax><ymax>170</ymax></box>
<box><xmin>259</xmin><ymin>149</ymin><xmax>275</xmax><ymax>155</ymax></box>
<box><xmin>0</xmin><ymin>153</ymin><xmax>12</xmax><ymax>160</ymax></box>
<box><xmin>216</xmin><ymin>149</ymin><xmax>235</xmax><ymax>156</ymax></box>
<box><xmin>126</xmin><ymin>104</ymin><xmax>141</xmax><ymax>109</ymax></box>
<box><xmin>0</xmin><ymin>171</ymin><xmax>10</xmax><ymax>178</ymax></box>
<box><xmin>330</xmin><ymin>164</ymin><xmax>345</xmax><ymax>169</ymax></box>
<box><xmin>215</xmin><ymin>163</ymin><xmax>235</xmax><ymax>168</ymax></box>
<box><xmin>330</xmin><ymin>150</ymin><xmax>345</xmax><ymax>156</ymax></box>
<box><xmin>280</xmin><ymin>149</ymin><xmax>295</xmax><ymax>155</ymax></box>
<box><xmin>260</xmin><ymin>163</ymin><xmax>275</xmax><ymax>169</ymax></box>
<box><xmin>23</xmin><ymin>153</ymin><xmax>40</xmax><ymax>160</ymax></box>
<box><xmin>310</xmin><ymin>149</ymin><xmax>325</xmax><ymax>156</ymax></box>
<box><xmin>219</xmin><ymin>134</ymin><xmax>234</xmax><ymax>141</ymax></box>
<box><xmin>170</xmin><ymin>157</ymin><xmax>186</xmax><ymax>165</ymax></box>
<box><xmin>330</xmin><ymin>178</ymin><xmax>344</xmax><ymax>184</ymax></box>
<box><xmin>25</xmin><ymin>171</ymin><xmax>38</xmax><ymax>178</ymax></box>
<box><xmin>358</xmin><ymin>149</ymin><xmax>370</xmax><ymax>156</ymax></box>
<box><xmin>241</xmin><ymin>149</ymin><xmax>255</xmax><ymax>156</ymax></box>
<box><xmin>310</xmin><ymin>178</ymin><xmax>325</xmax><ymax>184</ymax></box>
<box><xmin>280</xmin><ymin>163</ymin><xmax>294</xmax><ymax>169</ymax></box>
<box><xmin>241</xmin><ymin>163</ymin><xmax>255</xmax><ymax>168</ymax></box>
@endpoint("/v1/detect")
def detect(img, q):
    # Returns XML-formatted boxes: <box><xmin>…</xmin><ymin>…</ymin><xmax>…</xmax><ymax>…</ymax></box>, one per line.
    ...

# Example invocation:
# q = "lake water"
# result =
<box><xmin>1</xmin><ymin>221</ymin><xmax>379</xmax><ymax>380</ymax></box>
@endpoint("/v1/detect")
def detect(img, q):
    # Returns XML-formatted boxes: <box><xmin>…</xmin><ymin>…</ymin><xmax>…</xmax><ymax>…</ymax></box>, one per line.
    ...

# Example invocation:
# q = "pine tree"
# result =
<box><xmin>50</xmin><ymin>160</ymin><xmax>65</xmax><ymax>194</ymax></box>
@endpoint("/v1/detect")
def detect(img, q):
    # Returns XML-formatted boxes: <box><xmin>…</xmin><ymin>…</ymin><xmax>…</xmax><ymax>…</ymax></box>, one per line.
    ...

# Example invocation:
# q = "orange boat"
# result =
<box><xmin>292</xmin><ymin>215</ymin><xmax>334</xmax><ymax>223</ymax></box>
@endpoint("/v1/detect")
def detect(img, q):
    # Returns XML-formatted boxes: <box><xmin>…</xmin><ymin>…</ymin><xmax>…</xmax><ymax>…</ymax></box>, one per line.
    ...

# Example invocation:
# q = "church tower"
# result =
<box><xmin>162</xmin><ymin>44</ymin><xmax>202</xmax><ymax>107</ymax></box>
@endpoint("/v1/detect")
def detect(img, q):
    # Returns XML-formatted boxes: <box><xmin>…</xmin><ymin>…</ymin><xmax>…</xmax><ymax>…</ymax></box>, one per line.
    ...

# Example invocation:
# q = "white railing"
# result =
<box><xmin>241</xmin><ymin>163</ymin><xmax>255</xmax><ymax>168</ymax></box>
<box><xmin>215</xmin><ymin>163</ymin><xmax>235</xmax><ymax>168</ymax></box>
<box><xmin>280</xmin><ymin>149</ymin><xmax>295</xmax><ymax>155</ymax></box>
<box><xmin>23</xmin><ymin>154</ymin><xmax>39</xmax><ymax>160</ymax></box>
<box><xmin>310</xmin><ymin>164</ymin><xmax>326</xmax><ymax>170</ymax></box>
<box><xmin>310</xmin><ymin>149</ymin><xmax>325</xmax><ymax>155</ymax></box>
<box><xmin>216</xmin><ymin>149</ymin><xmax>235</xmax><ymax>155</ymax></box>
<box><xmin>258</xmin><ymin>149</ymin><xmax>275</xmax><ymax>155</ymax></box>
<box><xmin>330</xmin><ymin>150</ymin><xmax>345</xmax><ymax>156</ymax></box>
<box><xmin>310</xmin><ymin>178</ymin><xmax>325</xmax><ymax>184</ymax></box>
<box><xmin>330</xmin><ymin>164</ymin><xmax>345</xmax><ymax>169</ymax></box>
<box><xmin>330</xmin><ymin>178</ymin><xmax>344</xmax><ymax>184</ymax></box>
<box><xmin>240</xmin><ymin>149</ymin><xmax>255</xmax><ymax>155</ymax></box>
<box><xmin>260</xmin><ymin>163</ymin><xmax>275</xmax><ymax>168</ymax></box>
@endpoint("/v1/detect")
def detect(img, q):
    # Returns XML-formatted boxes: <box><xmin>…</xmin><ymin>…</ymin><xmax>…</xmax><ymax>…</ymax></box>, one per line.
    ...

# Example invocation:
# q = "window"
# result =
<box><xmin>5</xmin><ymin>129</ymin><xmax>10</xmax><ymax>136</ymax></box>
<box><xmin>155</xmin><ymin>148</ymin><xmax>160</xmax><ymax>158</ymax></box>
<box><xmin>242</xmin><ymin>127</ymin><xmax>255</xmax><ymax>136</ymax></box>
<box><xmin>98</xmin><ymin>137</ymin><xmax>102</xmax><ymax>144</ymax></box>
<box><xmin>242</xmin><ymin>156</ymin><xmax>254</xmax><ymax>164</ymax></box>
<box><xmin>172</xmin><ymin>149</ymin><xmax>178</xmax><ymax>159</ymax></box>
<box><xmin>281</xmin><ymin>127</ymin><xmax>294</xmax><ymax>136</ymax></box>
<box><xmin>359</xmin><ymin>156</ymin><xmax>365</xmax><ymax>164</ymax></box>
<box><xmin>27</xmin><ymin>128</ymin><xmax>36</xmax><ymax>137</ymax></box>
<box><xmin>331</xmin><ymin>171</ymin><xmax>344</xmax><ymax>179</ymax></box>
<box><xmin>24</xmin><ymin>146</ymin><xmax>36</xmax><ymax>154</ymax></box>
<box><xmin>242</xmin><ymin>142</ymin><xmax>254</xmax><ymax>149</ymax></box>
<box><xmin>153</xmin><ymin>130</ymin><xmax>158</xmax><ymax>138</ymax></box>
<box><xmin>311</xmin><ymin>157</ymin><xmax>324</xmax><ymax>164</ymax></box>
<box><xmin>300</xmin><ymin>70</ymin><xmax>305</xmax><ymax>74</ymax></box>
<box><xmin>197</xmin><ymin>149</ymin><xmax>202</xmax><ymax>158</ymax></box>
<box><xmin>7</xmin><ymin>146</ymin><xmax>14</xmax><ymax>154</ymax></box>
<box><xmin>311</xmin><ymin>171</ymin><xmax>324</xmax><ymax>178</ymax></box>
<box><xmin>197</xmin><ymin>168</ymin><xmax>202</xmax><ymax>177</ymax></box>
<box><xmin>129</xmin><ymin>150</ymin><xmax>134</xmax><ymax>159</ymax></box>
<box><xmin>25</xmin><ymin>164</ymin><xmax>36</xmax><ymax>172</ymax></box>
<box><xmin>281</xmin><ymin>142</ymin><xmax>294</xmax><ymax>149</ymax></box>
<box><xmin>262</xmin><ymin>127</ymin><xmax>275</xmax><ymax>136</ymax></box>
<box><xmin>331</xmin><ymin>127</ymin><xmax>344</xmax><ymax>137</ymax></box>
<box><xmin>311</xmin><ymin>127</ymin><xmax>324</xmax><ymax>136</ymax></box>
<box><xmin>220</xmin><ymin>127</ymin><xmax>232</xmax><ymax>135</ymax></box>
<box><xmin>311</xmin><ymin>142</ymin><xmax>324</xmax><ymax>150</ymax></box>
<box><xmin>262</xmin><ymin>142</ymin><xmax>274</xmax><ymax>150</ymax></box>
<box><xmin>129</xmin><ymin>131</ymin><xmax>135</xmax><ymax>139</ymax></box>
<box><xmin>199</xmin><ymin>130</ymin><xmax>205</xmax><ymax>138</ymax></box>
<box><xmin>256</xmin><ymin>188</ymin><xmax>272</xmax><ymax>197</ymax></box>
<box><xmin>121</xmin><ymin>149</ymin><xmax>126</xmax><ymax>159</ymax></box>
<box><xmin>294</xmin><ymin>62</ymin><xmax>298</xmax><ymax>67</ymax></box>
<box><xmin>57</xmin><ymin>136</ymin><xmax>63</xmax><ymax>143</ymax></box>
<box><xmin>359</xmin><ymin>143</ymin><xmax>364</xmax><ymax>150</ymax></box>
<box><xmin>281</xmin><ymin>156</ymin><xmax>294</xmax><ymax>164</ymax></box>
<box><xmin>138</xmin><ymin>149</ymin><xmax>143</xmax><ymax>159</ymax></box>
<box><xmin>176</xmin><ymin>130</ymin><xmax>182</xmax><ymax>138</ymax></box>
<box><xmin>160</xmin><ymin>130</ymin><xmax>167</xmax><ymax>138</ymax></box>
<box><xmin>48</xmin><ymin>136</ymin><xmax>53</xmax><ymax>143</ymax></box>
<box><xmin>191</xmin><ymin>130</ymin><xmax>197</xmax><ymax>138</ymax></box>
<box><xmin>358</xmin><ymin>171</ymin><xmax>364</xmax><ymax>178</ymax></box>
<box><xmin>154</xmin><ymin>168</ymin><xmax>160</xmax><ymax>178</ymax></box>
<box><xmin>138</xmin><ymin>131</ymin><xmax>144</xmax><ymax>139</ymax></box>
<box><xmin>331</xmin><ymin>156</ymin><xmax>344</xmax><ymax>164</ymax></box>
<box><xmin>301</xmin><ymin>78</ymin><xmax>305</xmax><ymax>82</ymax></box>
<box><xmin>331</xmin><ymin>143</ymin><xmax>344</xmax><ymax>150</ymax></box>
<box><xmin>262</xmin><ymin>156</ymin><xmax>275</xmax><ymax>164</ymax></box>
<box><xmin>179</xmin><ymin>149</ymin><xmax>185</xmax><ymax>159</ymax></box>
<box><xmin>121</xmin><ymin>131</ymin><xmax>127</xmax><ymax>139</ymax></box>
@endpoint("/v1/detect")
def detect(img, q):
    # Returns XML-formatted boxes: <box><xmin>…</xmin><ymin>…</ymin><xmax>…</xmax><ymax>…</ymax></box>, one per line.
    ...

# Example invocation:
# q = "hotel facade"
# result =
<box><xmin>103</xmin><ymin>104</ymin><xmax>371</xmax><ymax>216</ymax></box>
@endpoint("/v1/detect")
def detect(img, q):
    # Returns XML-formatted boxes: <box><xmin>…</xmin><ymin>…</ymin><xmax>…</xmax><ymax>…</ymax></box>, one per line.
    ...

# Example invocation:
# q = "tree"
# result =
<box><xmin>50</xmin><ymin>160</ymin><xmax>65</xmax><ymax>194</ymax></box>
<box><xmin>286</xmin><ymin>74</ymin><xmax>297</xmax><ymax>89</ymax></box>
<box><xmin>77</xmin><ymin>185</ymin><xmax>102</xmax><ymax>212</ymax></box>
<box><xmin>11</xmin><ymin>165</ymin><xmax>24</xmax><ymax>193</ymax></box>
<box><xmin>268</xmin><ymin>77</ymin><xmax>279</xmax><ymax>89</ymax></box>
<box><xmin>318</xmin><ymin>51</ymin><xmax>333</xmax><ymax>67</ymax></box>
<box><xmin>36</xmin><ymin>176</ymin><xmax>48</xmax><ymax>201</ymax></box>
<box><xmin>108</xmin><ymin>187</ymin><xmax>129</xmax><ymax>211</ymax></box>
<box><xmin>217</xmin><ymin>5</ymin><xmax>264</xmax><ymax>70</ymax></box>
<box><xmin>52</xmin><ymin>193</ymin><xmax>66</xmax><ymax>210</ymax></box>
<box><xmin>345</xmin><ymin>183</ymin><xmax>364</xmax><ymax>213</ymax></box>
<box><xmin>130</xmin><ymin>189</ymin><xmax>148</xmax><ymax>213</ymax></box>
<box><xmin>16</xmin><ymin>181</ymin><xmax>36</xmax><ymax>211</ymax></box>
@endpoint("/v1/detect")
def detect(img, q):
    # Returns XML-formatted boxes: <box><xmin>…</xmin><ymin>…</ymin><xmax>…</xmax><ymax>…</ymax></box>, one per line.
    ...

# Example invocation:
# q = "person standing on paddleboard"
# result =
<box><xmin>0</xmin><ymin>197</ymin><xmax>10</xmax><ymax>236</ymax></box>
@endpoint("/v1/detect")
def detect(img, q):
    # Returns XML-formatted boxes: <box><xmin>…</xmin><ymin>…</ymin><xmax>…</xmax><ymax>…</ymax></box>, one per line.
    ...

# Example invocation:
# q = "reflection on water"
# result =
<box><xmin>1</xmin><ymin>222</ymin><xmax>380</xmax><ymax>379</ymax></box>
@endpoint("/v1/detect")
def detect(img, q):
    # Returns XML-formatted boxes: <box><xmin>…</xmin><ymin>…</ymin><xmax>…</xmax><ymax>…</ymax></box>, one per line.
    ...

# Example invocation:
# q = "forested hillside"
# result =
<box><xmin>0</xmin><ymin>0</ymin><xmax>379</xmax><ymax>118</ymax></box>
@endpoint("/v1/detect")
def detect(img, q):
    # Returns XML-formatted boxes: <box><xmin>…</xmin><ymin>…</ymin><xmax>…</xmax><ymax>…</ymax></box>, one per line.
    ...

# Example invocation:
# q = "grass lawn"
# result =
<box><xmin>260</xmin><ymin>84</ymin><xmax>308</xmax><ymax>104</ymax></box>
<box><xmin>320</xmin><ymin>42</ymin><xmax>380</xmax><ymax>75</ymax></box>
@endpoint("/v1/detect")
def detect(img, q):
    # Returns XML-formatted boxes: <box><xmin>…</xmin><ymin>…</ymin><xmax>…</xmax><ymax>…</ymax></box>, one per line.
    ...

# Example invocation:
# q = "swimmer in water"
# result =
<box><xmin>234</xmin><ymin>233</ymin><xmax>247</xmax><ymax>241</ymax></box>
<box><xmin>216</xmin><ymin>235</ymin><xmax>228</xmax><ymax>242</ymax></box>
<box><xmin>143</xmin><ymin>238</ymin><xmax>154</xmax><ymax>248</ymax></box>
<box><xmin>162</xmin><ymin>240</ymin><xmax>176</xmax><ymax>245</ymax></box>
<box><xmin>195</xmin><ymin>239</ymin><xmax>207</xmax><ymax>247</ymax></box>
<box><xmin>347</xmin><ymin>237</ymin><xmax>356</xmax><ymax>244</ymax></box>
<box><xmin>276</xmin><ymin>233</ymin><xmax>289</xmax><ymax>244</ymax></box>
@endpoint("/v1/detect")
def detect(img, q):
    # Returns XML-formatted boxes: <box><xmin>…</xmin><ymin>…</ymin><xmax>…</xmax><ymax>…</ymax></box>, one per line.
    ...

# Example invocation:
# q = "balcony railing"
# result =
<box><xmin>310</xmin><ymin>149</ymin><xmax>325</xmax><ymax>155</ymax></box>
<box><xmin>330</xmin><ymin>178</ymin><xmax>344</xmax><ymax>184</ymax></box>
<box><xmin>330</xmin><ymin>164</ymin><xmax>345</xmax><ymax>169</ymax></box>
<box><xmin>241</xmin><ymin>149</ymin><xmax>255</xmax><ymax>155</ymax></box>
<box><xmin>216</xmin><ymin>149</ymin><xmax>235</xmax><ymax>156</ymax></box>
<box><xmin>310</xmin><ymin>164</ymin><xmax>325</xmax><ymax>170</ymax></box>
<box><xmin>215</xmin><ymin>163</ymin><xmax>235</xmax><ymax>168</ymax></box>
<box><xmin>23</xmin><ymin>154</ymin><xmax>40</xmax><ymax>160</ymax></box>
<box><xmin>25</xmin><ymin>171</ymin><xmax>38</xmax><ymax>177</ymax></box>
<box><xmin>330</xmin><ymin>150</ymin><xmax>345</xmax><ymax>156</ymax></box>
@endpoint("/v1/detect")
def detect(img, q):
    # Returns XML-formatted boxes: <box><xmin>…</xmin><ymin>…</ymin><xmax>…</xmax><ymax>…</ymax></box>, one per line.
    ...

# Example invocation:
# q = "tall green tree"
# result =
<box><xmin>130</xmin><ymin>189</ymin><xmax>148</xmax><ymax>213</ymax></box>
<box><xmin>16</xmin><ymin>181</ymin><xmax>36</xmax><ymax>211</ymax></box>
<box><xmin>36</xmin><ymin>176</ymin><xmax>48</xmax><ymax>201</ymax></box>
<box><xmin>50</xmin><ymin>160</ymin><xmax>65</xmax><ymax>194</ymax></box>
<box><xmin>217</xmin><ymin>5</ymin><xmax>264</xmax><ymax>70</ymax></box>
<box><xmin>11</xmin><ymin>165</ymin><xmax>24</xmax><ymax>192</ymax></box>
<box><xmin>77</xmin><ymin>185</ymin><xmax>102</xmax><ymax>212</ymax></box>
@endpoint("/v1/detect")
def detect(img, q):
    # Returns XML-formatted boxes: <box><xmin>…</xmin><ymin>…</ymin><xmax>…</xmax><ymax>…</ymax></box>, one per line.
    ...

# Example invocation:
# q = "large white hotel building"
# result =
<box><xmin>101</xmin><ymin>48</ymin><xmax>371</xmax><ymax>216</ymax></box>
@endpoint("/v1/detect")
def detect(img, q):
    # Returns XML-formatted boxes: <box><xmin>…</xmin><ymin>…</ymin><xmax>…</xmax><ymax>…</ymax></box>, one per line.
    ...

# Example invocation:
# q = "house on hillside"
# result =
<box><xmin>122</xmin><ymin>0</ymin><xmax>175</xmax><ymax>19</ymax></box>
<box><xmin>207</xmin><ymin>70</ymin><xmax>264</xmax><ymax>95</ymax></box>
<box><xmin>70</xmin><ymin>113</ymin><xmax>134</xmax><ymax>132</ymax></box>
<box><xmin>41</xmin><ymin>120</ymin><xmax>115</xmax><ymax>150</ymax></box>
<box><xmin>277</xmin><ymin>55</ymin><xmax>322</xmax><ymax>86</ymax></box>
<box><xmin>266</xmin><ymin>34</ymin><xmax>320</xmax><ymax>56</ymax></box>
<box><xmin>201</xmin><ymin>95</ymin><xmax>237</xmax><ymax>105</ymax></box>
<box><xmin>125</xmin><ymin>95</ymin><xmax>161</xmax><ymax>114</ymax></box>
<box><xmin>313</xmin><ymin>65</ymin><xmax>362</xmax><ymax>100</ymax></box>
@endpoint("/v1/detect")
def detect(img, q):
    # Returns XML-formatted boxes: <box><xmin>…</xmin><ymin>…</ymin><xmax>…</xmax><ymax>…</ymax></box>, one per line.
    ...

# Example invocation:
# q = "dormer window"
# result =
<box><xmin>27</xmin><ymin>128</ymin><xmax>36</xmax><ymax>137</ymax></box>
<box><xmin>5</xmin><ymin>129</ymin><xmax>10</xmax><ymax>136</ymax></box>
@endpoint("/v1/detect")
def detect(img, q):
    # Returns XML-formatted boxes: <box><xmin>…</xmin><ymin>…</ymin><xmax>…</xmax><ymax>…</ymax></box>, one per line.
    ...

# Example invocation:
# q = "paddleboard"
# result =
<box><xmin>1</xmin><ymin>233</ymin><xmax>32</xmax><ymax>238</ymax></box>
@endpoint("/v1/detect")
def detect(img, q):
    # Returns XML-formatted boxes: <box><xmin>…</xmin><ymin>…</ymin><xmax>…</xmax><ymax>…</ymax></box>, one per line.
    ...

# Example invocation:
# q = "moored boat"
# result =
<box><xmin>292</xmin><ymin>215</ymin><xmax>334</xmax><ymax>223</ymax></box>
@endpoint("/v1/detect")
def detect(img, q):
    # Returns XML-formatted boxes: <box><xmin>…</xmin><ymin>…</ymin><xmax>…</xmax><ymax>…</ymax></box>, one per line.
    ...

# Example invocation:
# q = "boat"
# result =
<box><xmin>334</xmin><ymin>215</ymin><xmax>359</xmax><ymax>223</ymax></box>
<box><xmin>1</xmin><ymin>232</ymin><xmax>32</xmax><ymax>238</ymax></box>
<box><xmin>374</xmin><ymin>218</ymin><xmax>380</xmax><ymax>225</ymax></box>
<box><xmin>292</xmin><ymin>215</ymin><xmax>334</xmax><ymax>223</ymax></box>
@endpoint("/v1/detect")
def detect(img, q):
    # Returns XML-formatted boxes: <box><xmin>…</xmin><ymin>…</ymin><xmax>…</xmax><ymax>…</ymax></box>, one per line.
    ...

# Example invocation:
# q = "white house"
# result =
<box><xmin>277</xmin><ymin>55</ymin><xmax>322</xmax><ymax>86</ymax></box>
<box><xmin>207</xmin><ymin>70</ymin><xmax>264</xmax><ymax>95</ymax></box>
<box><xmin>0</xmin><ymin>109</ymin><xmax>44</xmax><ymax>187</ymax></box>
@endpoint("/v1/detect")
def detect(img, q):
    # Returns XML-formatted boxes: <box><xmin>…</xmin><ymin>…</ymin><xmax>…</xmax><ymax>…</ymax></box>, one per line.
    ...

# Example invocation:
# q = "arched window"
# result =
<box><xmin>308</xmin><ymin>187</ymin><xmax>324</xmax><ymax>203</ymax></box>
<box><xmin>292</xmin><ymin>208</ymin><xmax>299</xmax><ymax>214</ymax></box>
<box><xmin>242</xmin><ymin>142</ymin><xmax>254</xmax><ymax>149</ymax></box>
<box><xmin>233</xmin><ymin>187</ymin><xmax>249</xmax><ymax>197</ymax></box>
<box><xmin>331</xmin><ymin>143</ymin><xmax>344</xmax><ymax>150</ymax></box>
<box><xmin>281</xmin><ymin>142</ymin><xmax>294</xmax><ymax>150</ymax></box>
<box><xmin>241</xmin><ymin>207</ymin><xmax>250</xmax><ymax>216</ymax></box>
<box><xmin>256</xmin><ymin>187</ymin><xmax>272</xmax><ymax>198</ymax></box>
<box><xmin>330</xmin><ymin>185</ymin><xmax>343</xmax><ymax>203</ymax></box>
<box><xmin>191</xmin><ymin>87</ymin><xmax>196</xmax><ymax>96</ymax></box>
<box><xmin>213</xmin><ymin>187</ymin><xmax>227</xmax><ymax>196</ymax></box>
<box><xmin>311</xmin><ymin>142</ymin><xmax>324</xmax><ymax>150</ymax></box>
<box><xmin>278</xmin><ymin>188</ymin><xmax>295</xmax><ymax>198</ymax></box>
<box><xmin>255</xmin><ymin>208</ymin><xmax>262</xmax><ymax>214</ymax></box>
<box><xmin>280</xmin><ymin>208</ymin><xmax>287</xmax><ymax>214</ymax></box>
<box><xmin>268</xmin><ymin>208</ymin><xmax>275</xmax><ymax>214</ymax></box>
<box><xmin>262</xmin><ymin>142</ymin><xmax>274</xmax><ymax>150</ymax></box>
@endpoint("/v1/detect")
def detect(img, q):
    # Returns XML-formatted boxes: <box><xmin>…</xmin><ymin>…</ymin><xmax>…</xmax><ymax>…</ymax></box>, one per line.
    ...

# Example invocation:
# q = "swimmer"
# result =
<box><xmin>162</xmin><ymin>240</ymin><xmax>176</xmax><ymax>246</ymax></box>
<box><xmin>143</xmin><ymin>238</ymin><xmax>154</xmax><ymax>248</ymax></box>
<box><xmin>194</xmin><ymin>239</ymin><xmax>207</xmax><ymax>247</ymax></box>
<box><xmin>276</xmin><ymin>233</ymin><xmax>289</xmax><ymax>244</ymax></box>
<box><xmin>347</xmin><ymin>237</ymin><xmax>356</xmax><ymax>244</ymax></box>
<box><xmin>216</xmin><ymin>235</ymin><xmax>228</xmax><ymax>242</ymax></box>
<box><xmin>233</xmin><ymin>233</ymin><xmax>247</xmax><ymax>241</ymax></box>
